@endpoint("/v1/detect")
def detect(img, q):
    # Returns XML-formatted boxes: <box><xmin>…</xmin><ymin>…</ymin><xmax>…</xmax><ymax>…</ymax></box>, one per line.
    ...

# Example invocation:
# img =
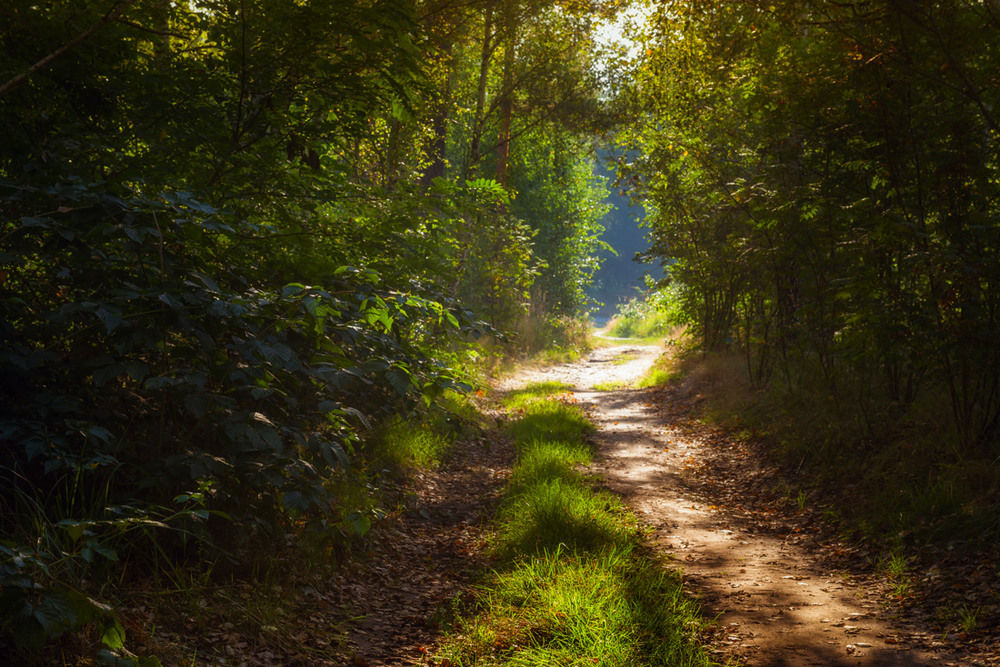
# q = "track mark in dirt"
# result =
<box><xmin>518</xmin><ymin>344</ymin><xmax>975</xmax><ymax>666</ymax></box>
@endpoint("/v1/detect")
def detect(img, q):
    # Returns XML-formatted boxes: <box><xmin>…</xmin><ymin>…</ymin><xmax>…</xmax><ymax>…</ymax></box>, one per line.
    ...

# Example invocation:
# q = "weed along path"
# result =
<box><xmin>508</xmin><ymin>343</ymin><xmax>972</xmax><ymax>667</ymax></box>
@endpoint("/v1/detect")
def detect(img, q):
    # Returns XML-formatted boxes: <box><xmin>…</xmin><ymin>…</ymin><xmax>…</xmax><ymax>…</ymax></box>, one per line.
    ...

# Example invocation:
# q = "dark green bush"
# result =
<box><xmin>0</xmin><ymin>178</ymin><xmax>478</xmax><ymax>651</ymax></box>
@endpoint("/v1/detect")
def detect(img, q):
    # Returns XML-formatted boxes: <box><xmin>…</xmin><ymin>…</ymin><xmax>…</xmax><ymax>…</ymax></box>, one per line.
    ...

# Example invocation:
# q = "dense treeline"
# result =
<box><xmin>627</xmin><ymin>1</ymin><xmax>1000</xmax><ymax>462</ymax></box>
<box><xmin>0</xmin><ymin>0</ymin><xmax>617</xmax><ymax>657</ymax></box>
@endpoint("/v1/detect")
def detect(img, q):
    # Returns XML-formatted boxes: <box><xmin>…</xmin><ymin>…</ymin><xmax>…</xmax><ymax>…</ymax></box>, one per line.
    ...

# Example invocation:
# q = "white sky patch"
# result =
<box><xmin>594</xmin><ymin>1</ymin><xmax>651</xmax><ymax>62</ymax></box>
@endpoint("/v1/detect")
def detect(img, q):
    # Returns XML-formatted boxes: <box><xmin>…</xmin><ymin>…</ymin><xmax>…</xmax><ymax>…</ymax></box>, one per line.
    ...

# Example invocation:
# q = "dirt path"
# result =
<box><xmin>510</xmin><ymin>343</ymin><xmax>974</xmax><ymax>667</ymax></box>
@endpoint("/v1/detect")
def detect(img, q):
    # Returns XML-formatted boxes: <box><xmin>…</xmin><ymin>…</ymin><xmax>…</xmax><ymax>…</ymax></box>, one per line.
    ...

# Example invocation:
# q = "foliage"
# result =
<box><xmin>504</xmin><ymin>397</ymin><xmax>593</xmax><ymax>446</ymax></box>
<box><xmin>509</xmin><ymin>126</ymin><xmax>612</xmax><ymax>317</ymax></box>
<box><xmin>438</xmin><ymin>0</ymin><xmax>616</xmax><ymax>340</ymax></box>
<box><xmin>635</xmin><ymin>354</ymin><xmax>683</xmax><ymax>389</ymax></box>
<box><xmin>625</xmin><ymin>0</ymin><xmax>1000</xmax><ymax>462</ymax></box>
<box><xmin>0</xmin><ymin>0</ymin><xmax>623</xmax><ymax>657</ymax></box>
<box><xmin>367</xmin><ymin>391</ymin><xmax>484</xmax><ymax>472</ymax></box>
<box><xmin>0</xmin><ymin>180</ymin><xmax>478</xmax><ymax>655</ymax></box>
<box><xmin>609</xmin><ymin>297</ymin><xmax>671</xmax><ymax>340</ymax></box>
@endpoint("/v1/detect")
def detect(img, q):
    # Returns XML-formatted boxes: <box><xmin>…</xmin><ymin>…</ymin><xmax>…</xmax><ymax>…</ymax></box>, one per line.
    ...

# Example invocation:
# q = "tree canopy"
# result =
<box><xmin>622</xmin><ymin>0</ymin><xmax>1000</xmax><ymax>454</ymax></box>
<box><xmin>10</xmin><ymin>0</ymin><xmax>1000</xmax><ymax>659</ymax></box>
<box><xmin>0</xmin><ymin>0</ymin><xmax>620</xmax><ymax>656</ymax></box>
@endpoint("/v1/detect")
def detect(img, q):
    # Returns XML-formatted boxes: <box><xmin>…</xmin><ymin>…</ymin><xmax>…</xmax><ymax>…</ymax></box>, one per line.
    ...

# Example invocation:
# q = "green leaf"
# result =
<box><xmin>183</xmin><ymin>393</ymin><xmax>209</xmax><ymax>417</ymax></box>
<box><xmin>93</xmin><ymin>543</ymin><xmax>119</xmax><ymax>562</ymax></box>
<box><xmin>344</xmin><ymin>512</ymin><xmax>371</xmax><ymax>537</ymax></box>
<box><xmin>282</xmin><ymin>490</ymin><xmax>312</xmax><ymax>514</ymax></box>
<box><xmin>32</xmin><ymin>588</ymin><xmax>89</xmax><ymax>639</ymax></box>
<box><xmin>95</xmin><ymin>305</ymin><xmax>124</xmax><ymax>333</ymax></box>
<box><xmin>87</xmin><ymin>425</ymin><xmax>113</xmax><ymax>443</ymax></box>
<box><xmin>21</xmin><ymin>216</ymin><xmax>52</xmax><ymax>228</ymax></box>
<box><xmin>23</xmin><ymin>435</ymin><xmax>48</xmax><ymax>463</ymax></box>
<box><xmin>385</xmin><ymin>367</ymin><xmax>414</xmax><ymax>396</ymax></box>
<box><xmin>57</xmin><ymin>520</ymin><xmax>87</xmax><ymax>543</ymax></box>
<box><xmin>125</xmin><ymin>361</ymin><xmax>148</xmax><ymax>382</ymax></box>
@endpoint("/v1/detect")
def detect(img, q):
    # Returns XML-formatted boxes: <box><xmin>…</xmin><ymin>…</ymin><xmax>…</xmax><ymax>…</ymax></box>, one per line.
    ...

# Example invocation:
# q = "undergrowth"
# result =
<box><xmin>0</xmin><ymin>390</ymin><xmax>477</xmax><ymax>665</ymax></box>
<box><xmin>668</xmin><ymin>345</ymin><xmax>1000</xmax><ymax>551</ymax></box>
<box><xmin>368</xmin><ymin>390</ymin><xmax>482</xmax><ymax>472</ymax></box>
<box><xmin>606</xmin><ymin>288</ymin><xmax>685</xmax><ymax>342</ymax></box>
<box><xmin>433</xmin><ymin>382</ymin><xmax>717</xmax><ymax>666</ymax></box>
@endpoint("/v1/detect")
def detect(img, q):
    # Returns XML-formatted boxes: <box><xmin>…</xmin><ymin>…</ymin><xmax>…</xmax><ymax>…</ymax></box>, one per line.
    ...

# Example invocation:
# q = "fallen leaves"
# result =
<box><xmin>636</xmin><ymin>376</ymin><xmax>1000</xmax><ymax>666</ymax></box>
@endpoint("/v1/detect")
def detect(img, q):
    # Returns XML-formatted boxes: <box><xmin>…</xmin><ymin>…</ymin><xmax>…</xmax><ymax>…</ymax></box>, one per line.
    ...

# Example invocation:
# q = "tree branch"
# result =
<box><xmin>0</xmin><ymin>0</ymin><xmax>138</xmax><ymax>99</ymax></box>
<box><xmin>117</xmin><ymin>18</ymin><xmax>188</xmax><ymax>40</ymax></box>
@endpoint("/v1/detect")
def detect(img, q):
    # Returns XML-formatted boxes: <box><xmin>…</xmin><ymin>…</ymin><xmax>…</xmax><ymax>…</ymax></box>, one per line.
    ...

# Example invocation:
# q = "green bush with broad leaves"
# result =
<box><xmin>0</xmin><ymin>179</ymin><xmax>481</xmax><ymax>654</ymax></box>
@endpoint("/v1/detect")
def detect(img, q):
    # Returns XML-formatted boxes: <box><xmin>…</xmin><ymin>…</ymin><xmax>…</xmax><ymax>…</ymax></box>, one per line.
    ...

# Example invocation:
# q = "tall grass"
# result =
<box><xmin>435</xmin><ymin>389</ymin><xmax>717</xmax><ymax>666</ymax></box>
<box><xmin>367</xmin><ymin>389</ymin><xmax>484</xmax><ymax>472</ymax></box>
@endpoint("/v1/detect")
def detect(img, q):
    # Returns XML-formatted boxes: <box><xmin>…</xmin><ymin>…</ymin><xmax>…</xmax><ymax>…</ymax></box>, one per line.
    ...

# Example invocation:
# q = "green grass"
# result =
<box><xmin>504</xmin><ymin>397</ymin><xmax>593</xmax><ymax>446</ymax></box>
<box><xmin>593</xmin><ymin>380</ymin><xmax>629</xmax><ymax>391</ymax></box>
<box><xmin>602</xmin><ymin>331</ymin><xmax>666</xmax><ymax>346</ymax></box>
<box><xmin>612</xmin><ymin>352</ymin><xmax>638</xmax><ymax>365</ymax></box>
<box><xmin>368</xmin><ymin>415</ymin><xmax>454</xmax><ymax>470</ymax></box>
<box><xmin>636</xmin><ymin>368</ymin><xmax>682</xmax><ymax>388</ymax></box>
<box><xmin>434</xmin><ymin>394</ymin><xmax>717</xmax><ymax>666</ymax></box>
<box><xmin>366</xmin><ymin>389</ymin><xmax>486</xmax><ymax>472</ymax></box>
<box><xmin>634</xmin><ymin>354</ymin><xmax>684</xmax><ymax>389</ymax></box>
<box><xmin>503</xmin><ymin>381</ymin><xmax>575</xmax><ymax>409</ymax></box>
<box><xmin>536</xmin><ymin>346</ymin><xmax>584</xmax><ymax>364</ymax></box>
<box><xmin>876</xmin><ymin>550</ymin><xmax>913</xmax><ymax>599</ymax></box>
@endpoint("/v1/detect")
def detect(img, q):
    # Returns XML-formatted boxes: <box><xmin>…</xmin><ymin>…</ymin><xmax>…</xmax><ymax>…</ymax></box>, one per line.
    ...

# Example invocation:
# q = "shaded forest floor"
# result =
<box><xmin>328</xmin><ymin>344</ymin><xmax>1000</xmax><ymax>666</ymax></box>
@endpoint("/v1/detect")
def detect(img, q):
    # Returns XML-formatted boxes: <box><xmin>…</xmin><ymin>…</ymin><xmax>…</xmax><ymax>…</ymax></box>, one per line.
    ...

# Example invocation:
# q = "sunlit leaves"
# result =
<box><xmin>632</xmin><ymin>0</ymin><xmax>1000</xmax><ymax>448</ymax></box>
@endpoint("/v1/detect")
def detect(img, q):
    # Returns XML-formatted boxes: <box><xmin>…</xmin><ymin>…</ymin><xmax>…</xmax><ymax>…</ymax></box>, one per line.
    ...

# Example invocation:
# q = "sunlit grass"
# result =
<box><xmin>368</xmin><ymin>415</ymin><xmax>453</xmax><ymax>470</ymax></box>
<box><xmin>494</xmin><ymin>477</ymin><xmax>634</xmax><ymax>561</ymax></box>
<box><xmin>593</xmin><ymin>380</ymin><xmax>629</xmax><ymax>391</ymax></box>
<box><xmin>607</xmin><ymin>309</ymin><xmax>670</xmax><ymax>341</ymax></box>
<box><xmin>636</xmin><ymin>368</ymin><xmax>683</xmax><ymax>388</ymax></box>
<box><xmin>505</xmin><ymin>397</ymin><xmax>593</xmax><ymax>445</ymax></box>
<box><xmin>537</xmin><ymin>346</ymin><xmax>584</xmax><ymax>365</ymax></box>
<box><xmin>503</xmin><ymin>381</ymin><xmax>575</xmax><ymax>409</ymax></box>
<box><xmin>632</xmin><ymin>351</ymin><xmax>684</xmax><ymax>388</ymax></box>
<box><xmin>506</xmin><ymin>437</ymin><xmax>592</xmax><ymax>495</ymax></box>
<box><xmin>612</xmin><ymin>352</ymin><xmax>638</xmax><ymax>365</ymax></box>
<box><xmin>434</xmin><ymin>396</ymin><xmax>718</xmax><ymax>667</ymax></box>
<box><xmin>441</xmin><ymin>546</ymin><xmax>708</xmax><ymax>667</ymax></box>
<box><xmin>600</xmin><ymin>331</ymin><xmax>666</xmax><ymax>345</ymax></box>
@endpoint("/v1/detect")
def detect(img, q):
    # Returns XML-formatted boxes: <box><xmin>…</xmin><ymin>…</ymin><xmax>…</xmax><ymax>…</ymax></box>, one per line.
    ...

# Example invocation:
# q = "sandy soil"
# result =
<box><xmin>511</xmin><ymin>343</ymin><xmax>975</xmax><ymax>667</ymax></box>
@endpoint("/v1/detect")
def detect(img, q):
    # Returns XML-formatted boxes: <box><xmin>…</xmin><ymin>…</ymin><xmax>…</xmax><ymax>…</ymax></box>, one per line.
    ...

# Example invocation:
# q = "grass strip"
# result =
<box><xmin>434</xmin><ymin>382</ymin><xmax>718</xmax><ymax>666</ymax></box>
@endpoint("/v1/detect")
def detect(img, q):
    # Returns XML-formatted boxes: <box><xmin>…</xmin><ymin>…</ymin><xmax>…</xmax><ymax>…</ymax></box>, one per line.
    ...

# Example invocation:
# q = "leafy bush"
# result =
<box><xmin>608</xmin><ymin>285</ymin><xmax>685</xmax><ymax>340</ymax></box>
<box><xmin>0</xmin><ymin>179</ymin><xmax>480</xmax><ymax>652</ymax></box>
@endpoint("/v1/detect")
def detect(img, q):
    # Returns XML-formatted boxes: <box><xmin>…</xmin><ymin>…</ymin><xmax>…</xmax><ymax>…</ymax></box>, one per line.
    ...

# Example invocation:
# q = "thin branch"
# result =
<box><xmin>117</xmin><ymin>19</ymin><xmax>188</xmax><ymax>40</ymax></box>
<box><xmin>0</xmin><ymin>0</ymin><xmax>138</xmax><ymax>99</ymax></box>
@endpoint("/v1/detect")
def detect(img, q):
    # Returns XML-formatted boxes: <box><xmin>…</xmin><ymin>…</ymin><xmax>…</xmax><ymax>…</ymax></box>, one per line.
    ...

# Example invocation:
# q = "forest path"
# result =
<box><xmin>504</xmin><ymin>343</ymin><xmax>970</xmax><ymax>667</ymax></box>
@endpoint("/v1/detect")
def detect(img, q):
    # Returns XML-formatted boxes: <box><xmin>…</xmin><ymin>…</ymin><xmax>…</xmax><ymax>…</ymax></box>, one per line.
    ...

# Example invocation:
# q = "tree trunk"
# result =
<box><xmin>495</xmin><ymin>9</ymin><xmax>517</xmax><ymax>186</ymax></box>
<box><xmin>468</xmin><ymin>3</ymin><xmax>494</xmax><ymax>173</ymax></box>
